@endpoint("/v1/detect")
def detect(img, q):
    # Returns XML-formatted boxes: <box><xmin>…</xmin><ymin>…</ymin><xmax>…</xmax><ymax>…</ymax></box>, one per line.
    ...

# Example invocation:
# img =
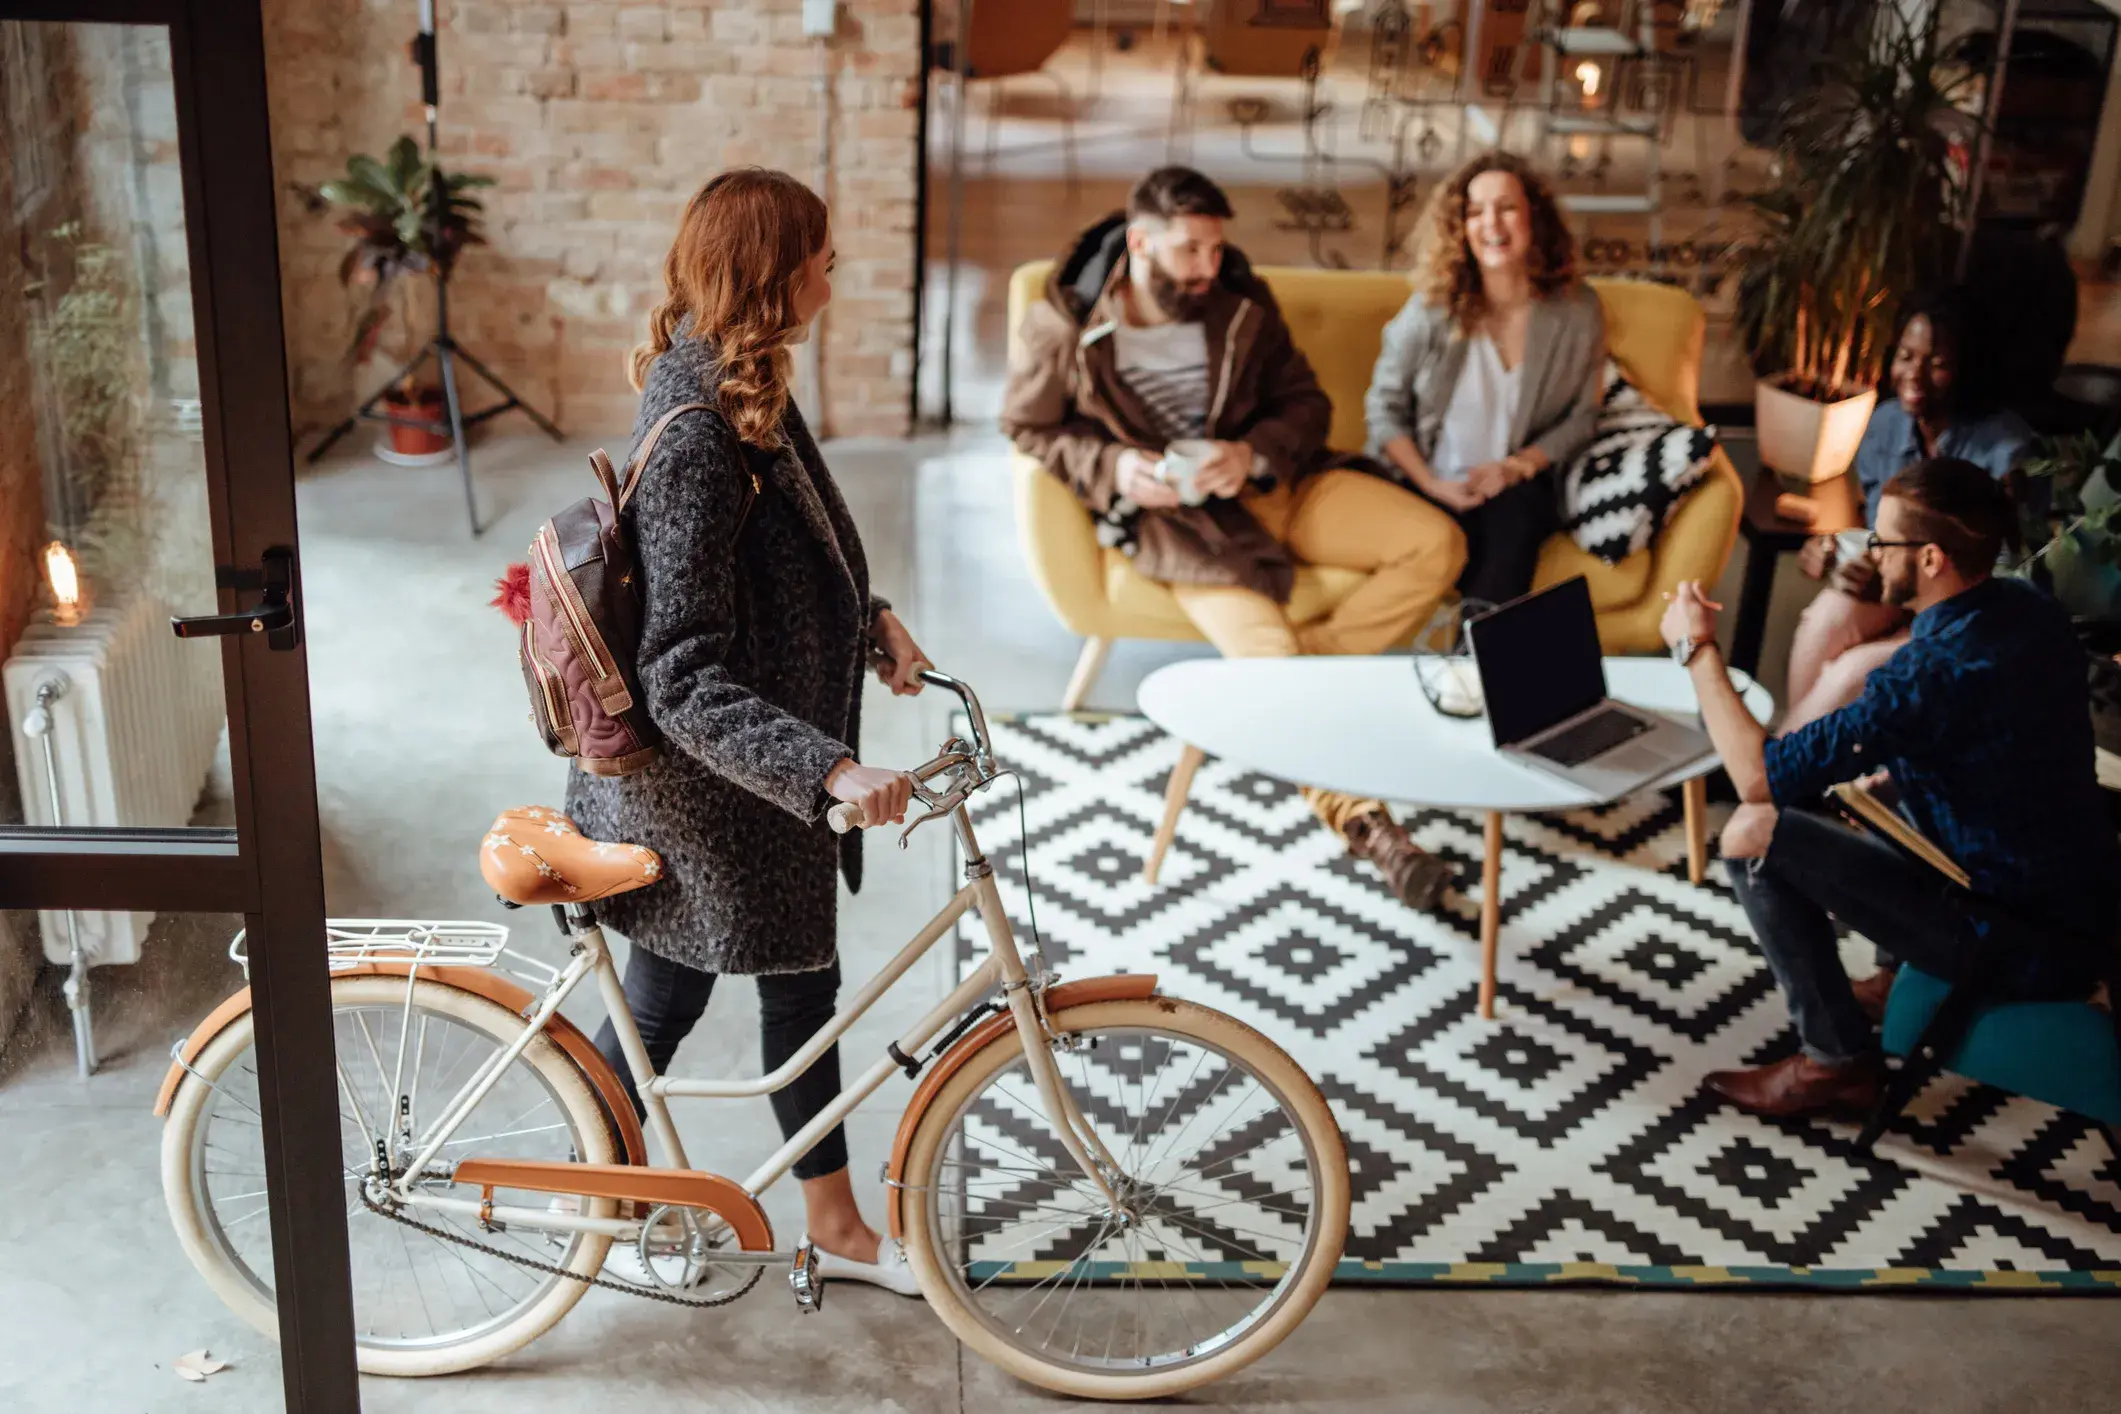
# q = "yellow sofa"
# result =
<box><xmin>1006</xmin><ymin>263</ymin><xmax>1745</xmax><ymax>709</ymax></box>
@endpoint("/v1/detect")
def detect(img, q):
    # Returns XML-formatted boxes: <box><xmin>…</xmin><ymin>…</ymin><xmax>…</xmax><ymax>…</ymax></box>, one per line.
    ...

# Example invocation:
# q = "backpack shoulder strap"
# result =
<box><xmin>615</xmin><ymin>400</ymin><xmax>715</xmax><ymax>511</ymax></box>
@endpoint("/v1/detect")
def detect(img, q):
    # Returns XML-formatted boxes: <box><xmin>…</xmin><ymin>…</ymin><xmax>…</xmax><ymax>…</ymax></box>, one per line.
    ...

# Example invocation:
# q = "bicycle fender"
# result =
<box><xmin>152</xmin><ymin>965</ymin><xmax>650</xmax><ymax>1168</ymax></box>
<box><xmin>884</xmin><ymin>973</ymin><xmax>1160</xmax><ymax>1239</ymax></box>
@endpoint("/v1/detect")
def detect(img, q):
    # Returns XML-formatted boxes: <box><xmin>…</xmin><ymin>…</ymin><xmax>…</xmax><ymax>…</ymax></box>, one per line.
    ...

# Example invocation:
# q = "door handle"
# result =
<box><xmin>172</xmin><ymin>546</ymin><xmax>300</xmax><ymax>650</ymax></box>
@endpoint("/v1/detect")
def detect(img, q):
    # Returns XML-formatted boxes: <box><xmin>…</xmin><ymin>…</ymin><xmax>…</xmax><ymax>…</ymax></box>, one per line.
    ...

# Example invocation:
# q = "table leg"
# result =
<box><xmin>1683</xmin><ymin>776</ymin><xmax>1709</xmax><ymax>885</ymax></box>
<box><xmin>1478</xmin><ymin>810</ymin><xmax>1503</xmax><ymax>1020</ymax></box>
<box><xmin>1143</xmin><ymin>743</ymin><xmax>1204</xmax><ymax>886</ymax></box>
<box><xmin>1729</xmin><ymin>535</ymin><xmax>1780</xmax><ymax>677</ymax></box>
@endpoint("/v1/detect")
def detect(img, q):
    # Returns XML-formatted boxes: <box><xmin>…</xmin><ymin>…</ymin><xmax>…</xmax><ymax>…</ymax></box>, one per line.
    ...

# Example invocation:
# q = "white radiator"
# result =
<box><xmin>4</xmin><ymin>594</ymin><xmax>225</xmax><ymax>965</ymax></box>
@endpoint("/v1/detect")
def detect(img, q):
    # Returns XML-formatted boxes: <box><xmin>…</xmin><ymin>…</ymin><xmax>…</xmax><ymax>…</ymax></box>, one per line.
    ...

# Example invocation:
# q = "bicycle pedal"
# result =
<box><xmin>789</xmin><ymin>1239</ymin><xmax>824</xmax><ymax>1314</ymax></box>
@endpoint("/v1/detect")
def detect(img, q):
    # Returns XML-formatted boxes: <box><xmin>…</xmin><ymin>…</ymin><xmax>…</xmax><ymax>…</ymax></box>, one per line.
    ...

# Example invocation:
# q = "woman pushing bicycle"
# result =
<box><xmin>563</xmin><ymin>167</ymin><xmax>931</xmax><ymax>1295</ymax></box>
<box><xmin>159</xmin><ymin>166</ymin><xmax>1347</xmax><ymax>1399</ymax></box>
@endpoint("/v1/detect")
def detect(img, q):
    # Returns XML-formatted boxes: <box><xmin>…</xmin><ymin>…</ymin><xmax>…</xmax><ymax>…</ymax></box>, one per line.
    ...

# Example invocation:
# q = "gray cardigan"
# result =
<box><xmin>1363</xmin><ymin>284</ymin><xmax>1606</xmax><ymax>480</ymax></box>
<box><xmin>563</xmin><ymin>333</ymin><xmax>881</xmax><ymax>975</ymax></box>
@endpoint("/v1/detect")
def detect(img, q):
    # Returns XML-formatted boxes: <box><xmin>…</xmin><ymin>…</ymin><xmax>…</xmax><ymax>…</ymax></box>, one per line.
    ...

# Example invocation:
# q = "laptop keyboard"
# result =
<box><xmin>1530</xmin><ymin>708</ymin><xmax>1652</xmax><ymax>768</ymax></box>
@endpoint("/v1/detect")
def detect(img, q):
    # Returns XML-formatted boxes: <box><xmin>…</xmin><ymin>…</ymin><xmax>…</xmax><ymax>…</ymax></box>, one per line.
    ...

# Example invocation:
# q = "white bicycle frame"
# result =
<box><xmin>378</xmin><ymin>674</ymin><xmax>1124</xmax><ymax>1249</ymax></box>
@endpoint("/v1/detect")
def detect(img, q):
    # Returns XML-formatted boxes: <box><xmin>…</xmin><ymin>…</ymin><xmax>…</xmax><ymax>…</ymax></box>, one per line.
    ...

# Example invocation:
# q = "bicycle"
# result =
<box><xmin>156</xmin><ymin>671</ymin><xmax>1349</xmax><ymax>1400</ymax></box>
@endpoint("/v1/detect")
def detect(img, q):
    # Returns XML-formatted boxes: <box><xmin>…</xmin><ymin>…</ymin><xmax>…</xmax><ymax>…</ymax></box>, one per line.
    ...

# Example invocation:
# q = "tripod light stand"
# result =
<box><xmin>305</xmin><ymin>0</ymin><xmax>560</xmax><ymax>536</ymax></box>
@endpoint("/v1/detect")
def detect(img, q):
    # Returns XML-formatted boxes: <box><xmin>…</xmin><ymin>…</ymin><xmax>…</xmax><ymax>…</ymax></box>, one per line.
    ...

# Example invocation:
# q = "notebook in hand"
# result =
<box><xmin>1827</xmin><ymin>781</ymin><xmax>1969</xmax><ymax>888</ymax></box>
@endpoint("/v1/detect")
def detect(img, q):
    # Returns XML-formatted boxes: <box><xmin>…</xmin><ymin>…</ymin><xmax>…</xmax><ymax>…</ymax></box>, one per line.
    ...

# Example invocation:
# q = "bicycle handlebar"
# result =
<box><xmin>826</xmin><ymin>669</ymin><xmax>994</xmax><ymax>835</ymax></box>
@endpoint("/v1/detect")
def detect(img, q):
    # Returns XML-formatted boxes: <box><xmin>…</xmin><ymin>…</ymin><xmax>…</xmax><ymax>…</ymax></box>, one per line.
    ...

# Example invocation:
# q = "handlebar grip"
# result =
<box><xmin>826</xmin><ymin>802</ymin><xmax>865</xmax><ymax>834</ymax></box>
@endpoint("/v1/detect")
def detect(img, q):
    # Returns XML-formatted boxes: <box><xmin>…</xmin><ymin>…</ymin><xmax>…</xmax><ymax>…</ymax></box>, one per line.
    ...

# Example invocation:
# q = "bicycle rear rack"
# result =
<box><xmin>229</xmin><ymin>919</ymin><xmax>558</xmax><ymax>990</ymax></box>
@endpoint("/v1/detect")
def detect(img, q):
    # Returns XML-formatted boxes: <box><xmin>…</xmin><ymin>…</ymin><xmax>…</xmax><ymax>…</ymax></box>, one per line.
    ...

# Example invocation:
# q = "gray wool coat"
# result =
<box><xmin>564</xmin><ymin>334</ymin><xmax>882</xmax><ymax>975</ymax></box>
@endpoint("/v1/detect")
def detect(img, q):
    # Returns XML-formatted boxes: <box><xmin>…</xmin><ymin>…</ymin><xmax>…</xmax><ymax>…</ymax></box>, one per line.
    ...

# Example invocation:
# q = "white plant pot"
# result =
<box><xmin>1755</xmin><ymin>378</ymin><xmax>1878</xmax><ymax>485</ymax></box>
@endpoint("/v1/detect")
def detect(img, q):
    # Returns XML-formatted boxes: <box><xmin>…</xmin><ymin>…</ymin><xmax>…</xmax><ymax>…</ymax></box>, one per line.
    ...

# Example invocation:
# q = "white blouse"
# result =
<box><xmin>1429</xmin><ymin>333</ymin><xmax>1520</xmax><ymax>481</ymax></box>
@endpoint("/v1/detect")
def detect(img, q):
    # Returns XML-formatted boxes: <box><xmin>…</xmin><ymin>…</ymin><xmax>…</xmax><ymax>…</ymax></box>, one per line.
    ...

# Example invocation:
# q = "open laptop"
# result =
<box><xmin>1467</xmin><ymin>576</ymin><xmax>1712</xmax><ymax>795</ymax></box>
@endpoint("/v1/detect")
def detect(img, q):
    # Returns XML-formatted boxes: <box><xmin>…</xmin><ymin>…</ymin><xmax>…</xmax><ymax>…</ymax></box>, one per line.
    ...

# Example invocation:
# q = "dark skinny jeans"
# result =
<box><xmin>1724</xmin><ymin>808</ymin><xmax>2095</xmax><ymax>1065</ymax></box>
<box><xmin>592</xmin><ymin>947</ymin><xmax>848</xmax><ymax>1181</ymax></box>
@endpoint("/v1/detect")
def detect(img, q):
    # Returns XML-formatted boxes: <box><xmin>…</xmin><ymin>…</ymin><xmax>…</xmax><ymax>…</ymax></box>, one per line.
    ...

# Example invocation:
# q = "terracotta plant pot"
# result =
<box><xmin>1755</xmin><ymin>376</ymin><xmax>1877</xmax><ymax>485</ymax></box>
<box><xmin>384</xmin><ymin>389</ymin><xmax>452</xmax><ymax>457</ymax></box>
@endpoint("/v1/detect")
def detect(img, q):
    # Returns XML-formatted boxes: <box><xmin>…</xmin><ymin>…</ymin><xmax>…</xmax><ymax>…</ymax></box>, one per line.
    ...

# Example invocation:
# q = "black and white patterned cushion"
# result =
<box><xmin>1561</xmin><ymin>361</ymin><xmax>1718</xmax><ymax>564</ymax></box>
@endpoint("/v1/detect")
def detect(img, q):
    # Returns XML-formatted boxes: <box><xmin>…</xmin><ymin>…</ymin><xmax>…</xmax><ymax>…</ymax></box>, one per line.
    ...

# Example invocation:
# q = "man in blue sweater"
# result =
<box><xmin>1661</xmin><ymin>457</ymin><xmax>2118</xmax><ymax>1117</ymax></box>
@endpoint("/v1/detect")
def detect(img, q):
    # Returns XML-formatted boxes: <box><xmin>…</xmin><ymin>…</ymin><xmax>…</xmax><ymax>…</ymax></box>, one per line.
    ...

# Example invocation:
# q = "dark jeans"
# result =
<box><xmin>1451</xmin><ymin>476</ymin><xmax>1561</xmax><ymax>607</ymax></box>
<box><xmin>592</xmin><ymin>947</ymin><xmax>849</xmax><ymax>1181</ymax></box>
<box><xmin>1725</xmin><ymin>808</ymin><xmax>2093</xmax><ymax>1064</ymax></box>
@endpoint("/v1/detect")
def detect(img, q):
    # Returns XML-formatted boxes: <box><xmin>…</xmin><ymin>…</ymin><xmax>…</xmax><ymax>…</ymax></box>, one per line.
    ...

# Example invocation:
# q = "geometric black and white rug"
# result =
<box><xmin>952</xmin><ymin>714</ymin><xmax>2121</xmax><ymax>1291</ymax></box>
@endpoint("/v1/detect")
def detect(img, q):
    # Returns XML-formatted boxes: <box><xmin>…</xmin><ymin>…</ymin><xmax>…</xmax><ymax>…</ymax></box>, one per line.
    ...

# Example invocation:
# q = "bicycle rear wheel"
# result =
<box><xmin>898</xmin><ymin>996</ymin><xmax>1348</xmax><ymax>1400</ymax></box>
<box><xmin>160</xmin><ymin>975</ymin><xmax>616</xmax><ymax>1376</ymax></box>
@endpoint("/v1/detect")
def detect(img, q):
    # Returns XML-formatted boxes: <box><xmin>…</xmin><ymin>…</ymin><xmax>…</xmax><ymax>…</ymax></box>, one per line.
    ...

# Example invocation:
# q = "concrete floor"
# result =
<box><xmin>3</xmin><ymin>427</ymin><xmax>2118</xmax><ymax>1412</ymax></box>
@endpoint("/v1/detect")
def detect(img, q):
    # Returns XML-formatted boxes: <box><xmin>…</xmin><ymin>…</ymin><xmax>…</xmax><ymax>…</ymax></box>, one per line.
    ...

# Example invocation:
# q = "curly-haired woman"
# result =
<box><xmin>1364</xmin><ymin>150</ymin><xmax>1606</xmax><ymax>605</ymax></box>
<box><xmin>565</xmin><ymin>168</ymin><xmax>929</xmax><ymax>1295</ymax></box>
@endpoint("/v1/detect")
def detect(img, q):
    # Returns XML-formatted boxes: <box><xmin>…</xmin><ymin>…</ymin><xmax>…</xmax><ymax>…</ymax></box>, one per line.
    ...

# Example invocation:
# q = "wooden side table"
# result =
<box><xmin>1729</xmin><ymin>469</ymin><xmax>1863</xmax><ymax>676</ymax></box>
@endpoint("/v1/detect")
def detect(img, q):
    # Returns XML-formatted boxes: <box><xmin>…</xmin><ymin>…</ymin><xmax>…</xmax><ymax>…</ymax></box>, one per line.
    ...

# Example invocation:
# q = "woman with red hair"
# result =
<box><xmin>565</xmin><ymin>168</ymin><xmax>929</xmax><ymax>1294</ymax></box>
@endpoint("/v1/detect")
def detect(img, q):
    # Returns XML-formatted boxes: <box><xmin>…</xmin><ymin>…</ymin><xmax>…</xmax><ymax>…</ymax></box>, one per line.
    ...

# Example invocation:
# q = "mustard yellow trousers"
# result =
<box><xmin>1168</xmin><ymin>469</ymin><xmax>1467</xmax><ymax>831</ymax></box>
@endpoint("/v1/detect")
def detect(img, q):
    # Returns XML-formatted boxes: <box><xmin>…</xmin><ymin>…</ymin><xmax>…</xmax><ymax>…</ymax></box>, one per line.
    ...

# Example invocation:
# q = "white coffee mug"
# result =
<box><xmin>1834</xmin><ymin>527</ymin><xmax>1872</xmax><ymax>566</ymax></box>
<box><xmin>1160</xmin><ymin>439</ymin><xmax>1218</xmax><ymax>507</ymax></box>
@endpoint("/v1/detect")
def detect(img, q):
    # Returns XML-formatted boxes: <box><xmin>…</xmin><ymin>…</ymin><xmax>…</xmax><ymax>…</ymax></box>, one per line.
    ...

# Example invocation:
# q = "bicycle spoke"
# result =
<box><xmin>927</xmin><ymin>1023</ymin><xmax>1321</xmax><ymax>1379</ymax></box>
<box><xmin>192</xmin><ymin>989</ymin><xmax>599</xmax><ymax>1357</ymax></box>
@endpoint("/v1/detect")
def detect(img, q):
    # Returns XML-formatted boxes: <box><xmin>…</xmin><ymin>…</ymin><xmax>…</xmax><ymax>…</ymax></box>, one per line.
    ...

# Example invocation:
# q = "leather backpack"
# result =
<box><xmin>497</xmin><ymin>402</ymin><xmax>756</xmax><ymax>777</ymax></box>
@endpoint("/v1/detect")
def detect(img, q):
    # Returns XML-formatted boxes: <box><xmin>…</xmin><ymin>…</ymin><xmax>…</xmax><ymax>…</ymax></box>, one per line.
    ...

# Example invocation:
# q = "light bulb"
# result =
<box><xmin>43</xmin><ymin>541</ymin><xmax>84</xmax><ymax>627</ymax></box>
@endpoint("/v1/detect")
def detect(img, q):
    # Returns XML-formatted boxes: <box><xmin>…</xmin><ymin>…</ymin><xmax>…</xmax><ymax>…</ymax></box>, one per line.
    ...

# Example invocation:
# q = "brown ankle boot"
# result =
<box><xmin>1344</xmin><ymin>811</ymin><xmax>1456</xmax><ymax>912</ymax></box>
<box><xmin>1703</xmin><ymin>1052</ymin><xmax>1884</xmax><ymax>1119</ymax></box>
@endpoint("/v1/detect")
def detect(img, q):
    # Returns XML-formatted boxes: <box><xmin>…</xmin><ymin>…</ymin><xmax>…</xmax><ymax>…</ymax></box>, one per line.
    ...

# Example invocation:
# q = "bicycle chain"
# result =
<box><xmin>355</xmin><ymin>1186</ymin><xmax>763</xmax><ymax>1309</ymax></box>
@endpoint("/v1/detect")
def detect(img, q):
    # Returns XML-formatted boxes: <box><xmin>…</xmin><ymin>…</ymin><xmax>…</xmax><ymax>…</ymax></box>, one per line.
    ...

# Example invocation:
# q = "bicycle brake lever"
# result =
<box><xmin>896</xmin><ymin>806</ymin><xmax>946</xmax><ymax>850</ymax></box>
<box><xmin>894</xmin><ymin>783</ymin><xmax>974</xmax><ymax>850</ymax></box>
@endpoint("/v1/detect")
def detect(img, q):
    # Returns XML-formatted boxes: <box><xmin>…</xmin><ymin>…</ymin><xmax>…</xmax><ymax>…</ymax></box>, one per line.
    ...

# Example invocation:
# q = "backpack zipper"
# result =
<box><xmin>535</xmin><ymin>526</ymin><xmax>613</xmax><ymax>685</ymax></box>
<box><xmin>521</xmin><ymin>619</ymin><xmax>578</xmax><ymax>756</ymax></box>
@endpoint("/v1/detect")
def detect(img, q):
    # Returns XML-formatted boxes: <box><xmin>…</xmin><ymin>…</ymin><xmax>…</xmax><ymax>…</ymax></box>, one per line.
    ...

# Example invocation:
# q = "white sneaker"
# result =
<box><xmin>549</xmin><ymin>1197</ymin><xmax>709</xmax><ymax>1290</ymax></box>
<box><xmin>601</xmin><ymin>1240</ymin><xmax>682</xmax><ymax>1289</ymax></box>
<box><xmin>812</xmin><ymin>1234</ymin><xmax>925</xmax><ymax>1298</ymax></box>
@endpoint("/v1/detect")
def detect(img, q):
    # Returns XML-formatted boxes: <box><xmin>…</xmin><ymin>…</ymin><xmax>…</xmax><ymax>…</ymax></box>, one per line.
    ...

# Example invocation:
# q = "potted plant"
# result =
<box><xmin>2016</xmin><ymin>430</ymin><xmax>2121</xmax><ymax>621</ymax></box>
<box><xmin>1727</xmin><ymin>9</ymin><xmax>1972</xmax><ymax>484</ymax></box>
<box><xmin>300</xmin><ymin>136</ymin><xmax>492</xmax><ymax>458</ymax></box>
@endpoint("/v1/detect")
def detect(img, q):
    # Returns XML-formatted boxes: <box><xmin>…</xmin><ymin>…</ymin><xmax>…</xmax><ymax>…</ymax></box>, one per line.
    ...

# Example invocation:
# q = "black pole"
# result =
<box><xmin>1957</xmin><ymin>0</ymin><xmax>2022</xmax><ymax>283</ymax></box>
<box><xmin>416</xmin><ymin>12</ymin><xmax>480</xmax><ymax>533</ymax></box>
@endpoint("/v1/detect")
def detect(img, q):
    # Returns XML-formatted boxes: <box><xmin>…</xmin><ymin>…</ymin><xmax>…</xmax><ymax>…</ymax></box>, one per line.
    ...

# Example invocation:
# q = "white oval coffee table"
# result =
<box><xmin>1136</xmin><ymin>655</ymin><xmax>1775</xmax><ymax>1019</ymax></box>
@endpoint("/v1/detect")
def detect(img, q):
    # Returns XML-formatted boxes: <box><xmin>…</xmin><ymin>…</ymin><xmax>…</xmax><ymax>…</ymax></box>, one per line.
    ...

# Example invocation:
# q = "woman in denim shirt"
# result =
<box><xmin>1783</xmin><ymin>289</ymin><xmax>2032</xmax><ymax>728</ymax></box>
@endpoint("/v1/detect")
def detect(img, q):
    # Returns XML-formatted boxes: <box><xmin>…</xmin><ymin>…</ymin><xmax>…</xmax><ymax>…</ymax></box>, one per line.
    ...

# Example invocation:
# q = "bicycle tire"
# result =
<box><xmin>160</xmin><ymin>975</ymin><xmax>617</xmax><ymax>1376</ymax></box>
<box><xmin>897</xmin><ymin>996</ymin><xmax>1349</xmax><ymax>1400</ymax></box>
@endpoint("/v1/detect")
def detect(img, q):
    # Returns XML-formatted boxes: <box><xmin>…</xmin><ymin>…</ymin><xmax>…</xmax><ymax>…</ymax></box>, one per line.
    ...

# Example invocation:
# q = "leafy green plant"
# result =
<box><xmin>1726</xmin><ymin>9</ymin><xmax>1973</xmax><ymax>402</ymax></box>
<box><xmin>25</xmin><ymin>222</ymin><xmax>140</xmax><ymax>530</ymax></box>
<box><xmin>23</xmin><ymin>222</ymin><xmax>160</xmax><ymax>592</ymax></box>
<box><xmin>296</xmin><ymin>135</ymin><xmax>493</xmax><ymax>372</ymax></box>
<box><xmin>2021</xmin><ymin>431</ymin><xmax>2121</xmax><ymax>569</ymax></box>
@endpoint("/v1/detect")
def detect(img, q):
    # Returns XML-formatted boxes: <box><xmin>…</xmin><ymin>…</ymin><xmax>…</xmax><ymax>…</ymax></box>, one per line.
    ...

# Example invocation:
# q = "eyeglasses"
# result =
<box><xmin>1865</xmin><ymin>534</ymin><xmax>1930</xmax><ymax>554</ymax></box>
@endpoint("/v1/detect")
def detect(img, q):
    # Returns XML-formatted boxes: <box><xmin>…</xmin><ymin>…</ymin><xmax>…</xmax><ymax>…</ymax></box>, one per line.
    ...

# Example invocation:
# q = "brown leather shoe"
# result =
<box><xmin>1344</xmin><ymin>810</ymin><xmax>1456</xmax><ymax>912</ymax></box>
<box><xmin>1850</xmin><ymin>966</ymin><xmax>1899</xmax><ymax>1026</ymax></box>
<box><xmin>1849</xmin><ymin>966</ymin><xmax>1900</xmax><ymax>1021</ymax></box>
<box><xmin>1703</xmin><ymin>1052</ymin><xmax>1884</xmax><ymax>1120</ymax></box>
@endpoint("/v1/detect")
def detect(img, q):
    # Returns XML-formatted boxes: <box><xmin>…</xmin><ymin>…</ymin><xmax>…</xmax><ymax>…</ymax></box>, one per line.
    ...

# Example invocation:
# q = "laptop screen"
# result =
<box><xmin>1467</xmin><ymin>576</ymin><xmax>1608</xmax><ymax>748</ymax></box>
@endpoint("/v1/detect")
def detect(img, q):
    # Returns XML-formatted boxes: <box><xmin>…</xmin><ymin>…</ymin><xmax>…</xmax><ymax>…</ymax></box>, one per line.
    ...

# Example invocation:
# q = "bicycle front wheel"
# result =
<box><xmin>898</xmin><ymin>996</ymin><xmax>1348</xmax><ymax>1401</ymax></box>
<box><xmin>160</xmin><ymin>975</ymin><xmax>617</xmax><ymax>1376</ymax></box>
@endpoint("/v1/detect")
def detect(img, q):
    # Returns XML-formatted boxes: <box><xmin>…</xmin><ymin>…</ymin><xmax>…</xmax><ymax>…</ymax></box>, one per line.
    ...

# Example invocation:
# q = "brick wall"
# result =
<box><xmin>264</xmin><ymin>0</ymin><xmax>922</xmax><ymax>441</ymax></box>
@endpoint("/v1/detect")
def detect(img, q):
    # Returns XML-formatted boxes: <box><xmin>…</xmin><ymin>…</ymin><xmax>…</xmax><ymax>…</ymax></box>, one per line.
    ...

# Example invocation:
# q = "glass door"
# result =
<box><xmin>0</xmin><ymin>3</ymin><xmax>355</xmax><ymax>1409</ymax></box>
